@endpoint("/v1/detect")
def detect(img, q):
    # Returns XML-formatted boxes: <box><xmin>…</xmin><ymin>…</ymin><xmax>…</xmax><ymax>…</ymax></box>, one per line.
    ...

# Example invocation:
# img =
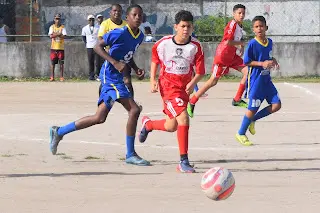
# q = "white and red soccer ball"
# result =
<box><xmin>201</xmin><ymin>167</ymin><xmax>235</xmax><ymax>200</ymax></box>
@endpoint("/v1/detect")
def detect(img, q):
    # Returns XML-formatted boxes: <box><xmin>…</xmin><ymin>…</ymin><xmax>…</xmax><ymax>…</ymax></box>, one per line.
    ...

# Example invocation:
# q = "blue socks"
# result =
<box><xmin>57</xmin><ymin>122</ymin><xmax>76</xmax><ymax>137</ymax></box>
<box><xmin>194</xmin><ymin>84</ymin><xmax>199</xmax><ymax>92</ymax></box>
<box><xmin>126</xmin><ymin>135</ymin><xmax>135</xmax><ymax>158</ymax></box>
<box><xmin>238</xmin><ymin>115</ymin><xmax>251</xmax><ymax>135</ymax></box>
<box><xmin>253</xmin><ymin>107</ymin><xmax>271</xmax><ymax>121</ymax></box>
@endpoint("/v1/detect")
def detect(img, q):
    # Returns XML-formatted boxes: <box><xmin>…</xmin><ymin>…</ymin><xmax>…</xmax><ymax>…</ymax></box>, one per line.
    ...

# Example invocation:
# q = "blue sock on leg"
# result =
<box><xmin>253</xmin><ymin>106</ymin><xmax>271</xmax><ymax>121</ymax></box>
<box><xmin>194</xmin><ymin>84</ymin><xmax>199</xmax><ymax>92</ymax></box>
<box><xmin>126</xmin><ymin>135</ymin><xmax>135</xmax><ymax>158</ymax></box>
<box><xmin>57</xmin><ymin>122</ymin><xmax>76</xmax><ymax>137</ymax></box>
<box><xmin>238</xmin><ymin>115</ymin><xmax>251</xmax><ymax>135</ymax></box>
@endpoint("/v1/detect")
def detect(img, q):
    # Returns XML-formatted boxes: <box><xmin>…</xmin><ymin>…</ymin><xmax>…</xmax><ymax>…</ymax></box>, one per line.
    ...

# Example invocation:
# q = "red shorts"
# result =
<box><xmin>159</xmin><ymin>79</ymin><xmax>189</xmax><ymax>119</ymax></box>
<box><xmin>50</xmin><ymin>50</ymin><xmax>64</xmax><ymax>64</ymax></box>
<box><xmin>212</xmin><ymin>55</ymin><xmax>245</xmax><ymax>78</ymax></box>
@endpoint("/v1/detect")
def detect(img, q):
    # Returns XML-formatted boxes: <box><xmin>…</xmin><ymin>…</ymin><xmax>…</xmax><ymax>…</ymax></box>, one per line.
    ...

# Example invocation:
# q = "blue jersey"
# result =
<box><xmin>244</xmin><ymin>38</ymin><xmax>273</xmax><ymax>89</ymax></box>
<box><xmin>99</xmin><ymin>25</ymin><xmax>144</xmax><ymax>84</ymax></box>
<box><xmin>244</xmin><ymin>38</ymin><xmax>280</xmax><ymax>110</ymax></box>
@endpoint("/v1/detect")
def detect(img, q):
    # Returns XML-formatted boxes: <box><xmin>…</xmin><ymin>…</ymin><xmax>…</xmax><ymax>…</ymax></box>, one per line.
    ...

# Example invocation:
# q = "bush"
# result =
<box><xmin>194</xmin><ymin>15</ymin><xmax>253</xmax><ymax>42</ymax></box>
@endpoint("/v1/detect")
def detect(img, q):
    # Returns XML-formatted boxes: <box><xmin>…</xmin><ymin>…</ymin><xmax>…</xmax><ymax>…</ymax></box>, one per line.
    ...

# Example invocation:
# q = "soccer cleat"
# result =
<box><xmin>232</xmin><ymin>99</ymin><xmax>248</xmax><ymax>108</ymax></box>
<box><xmin>50</xmin><ymin>126</ymin><xmax>63</xmax><ymax>155</ymax></box>
<box><xmin>50</xmin><ymin>77</ymin><xmax>54</xmax><ymax>82</ymax></box>
<box><xmin>249</xmin><ymin>121</ymin><xmax>256</xmax><ymax>135</ymax></box>
<box><xmin>60</xmin><ymin>77</ymin><xmax>65</xmax><ymax>82</ymax></box>
<box><xmin>139</xmin><ymin>116</ymin><xmax>151</xmax><ymax>143</ymax></box>
<box><xmin>125</xmin><ymin>154</ymin><xmax>150</xmax><ymax>166</ymax></box>
<box><xmin>177</xmin><ymin>158</ymin><xmax>196</xmax><ymax>173</ymax></box>
<box><xmin>187</xmin><ymin>103</ymin><xmax>195</xmax><ymax>118</ymax></box>
<box><xmin>235</xmin><ymin>133</ymin><xmax>253</xmax><ymax>146</ymax></box>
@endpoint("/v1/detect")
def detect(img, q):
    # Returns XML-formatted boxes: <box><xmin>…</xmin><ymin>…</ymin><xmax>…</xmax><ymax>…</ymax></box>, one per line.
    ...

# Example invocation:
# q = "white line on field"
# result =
<box><xmin>284</xmin><ymin>82</ymin><xmax>320</xmax><ymax>100</ymax></box>
<box><xmin>0</xmin><ymin>134</ymin><xmax>319</xmax><ymax>152</ymax></box>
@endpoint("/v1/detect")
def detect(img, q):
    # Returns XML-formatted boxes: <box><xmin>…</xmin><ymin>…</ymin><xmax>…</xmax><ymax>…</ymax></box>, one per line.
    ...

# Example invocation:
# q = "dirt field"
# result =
<box><xmin>0</xmin><ymin>82</ymin><xmax>319</xmax><ymax>213</ymax></box>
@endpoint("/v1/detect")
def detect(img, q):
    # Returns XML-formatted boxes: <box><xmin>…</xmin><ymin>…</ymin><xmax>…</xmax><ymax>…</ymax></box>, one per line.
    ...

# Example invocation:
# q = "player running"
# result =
<box><xmin>139</xmin><ymin>10</ymin><xmax>205</xmax><ymax>173</ymax></box>
<box><xmin>49</xmin><ymin>4</ymin><xmax>149</xmax><ymax>166</ymax></box>
<box><xmin>236</xmin><ymin>15</ymin><xmax>281</xmax><ymax>146</ymax></box>
<box><xmin>187</xmin><ymin>4</ymin><xmax>249</xmax><ymax>118</ymax></box>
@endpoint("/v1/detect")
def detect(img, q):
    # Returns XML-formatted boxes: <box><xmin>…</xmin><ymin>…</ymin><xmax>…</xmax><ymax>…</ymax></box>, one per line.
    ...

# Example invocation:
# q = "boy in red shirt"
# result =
<box><xmin>138</xmin><ymin>10</ymin><xmax>205</xmax><ymax>173</ymax></box>
<box><xmin>188</xmin><ymin>4</ymin><xmax>248</xmax><ymax>117</ymax></box>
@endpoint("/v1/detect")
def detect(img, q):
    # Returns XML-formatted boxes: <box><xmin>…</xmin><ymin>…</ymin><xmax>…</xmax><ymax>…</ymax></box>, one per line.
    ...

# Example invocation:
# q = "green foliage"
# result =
<box><xmin>194</xmin><ymin>15</ymin><xmax>253</xmax><ymax>42</ymax></box>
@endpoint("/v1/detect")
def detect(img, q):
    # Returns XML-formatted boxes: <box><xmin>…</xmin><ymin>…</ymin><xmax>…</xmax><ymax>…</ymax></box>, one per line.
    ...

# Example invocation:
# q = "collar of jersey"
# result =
<box><xmin>254</xmin><ymin>37</ymin><xmax>269</xmax><ymax>47</ymax></box>
<box><xmin>126</xmin><ymin>24</ymin><xmax>141</xmax><ymax>39</ymax></box>
<box><xmin>172</xmin><ymin>35</ymin><xmax>191</xmax><ymax>45</ymax></box>
<box><xmin>110</xmin><ymin>18</ymin><xmax>124</xmax><ymax>26</ymax></box>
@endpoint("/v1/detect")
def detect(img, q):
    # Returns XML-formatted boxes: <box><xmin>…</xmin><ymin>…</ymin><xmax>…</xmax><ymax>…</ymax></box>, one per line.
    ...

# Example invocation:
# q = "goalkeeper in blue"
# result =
<box><xmin>49</xmin><ymin>4</ymin><xmax>150</xmax><ymax>166</ymax></box>
<box><xmin>236</xmin><ymin>16</ymin><xmax>281</xmax><ymax>146</ymax></box>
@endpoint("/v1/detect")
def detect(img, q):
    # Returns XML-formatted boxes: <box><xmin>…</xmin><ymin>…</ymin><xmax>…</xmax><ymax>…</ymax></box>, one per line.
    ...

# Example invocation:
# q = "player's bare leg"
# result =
<box><xmin>50</xmin><ymin>64</ymin><xmax>55</xmax><ymax>81</ymax></box>
<box><xmin>232</xmin><ymin>66</ymin><xmax>248</xmax><ymax>108</ymax></box>
<box><xmin>124</xmin><ymin>75</ymin><xmax>143</xmax><ymax>112</ymax></box>
<box><xmin>119</xmin><ymin>98</ymin><xmax>150</xmax><ymax>166</ymax></box>
<box><xmin>49</xmin><ymin>102</ymin><xmax>110</xmax><ymax>155</ymax></box>
<box><xmin>188</xmin><ymin>75</ymin><xmax>219</xmax><ymax>117</ymax></box>
<box><xmin>59</xmin><ymin>61</ymin><xmax>64</xmax><ymax>82</ymax></box>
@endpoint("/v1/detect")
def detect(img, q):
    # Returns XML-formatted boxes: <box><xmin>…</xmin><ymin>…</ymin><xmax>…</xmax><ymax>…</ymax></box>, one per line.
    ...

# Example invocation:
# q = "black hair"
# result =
<box><xmin>233</xmin><ymin>4</ymin><xmax>246</xmax><ymax>11</ymax></box>
<box><xmin>175</xmin><ymin>10</ymin><xmax>193</xmax><ymax>24</ymax></box>
<box><xmin>252</xmin><ymin>16</ymin><xmax>266</xmax><ymax>26</ymax></box>
<box><xmin>126</xmin><ymin>4</ymin><xmax>143</xmax><ymax>15</ymax></box>
<box><xmin>111</xmin><ymin>4</ymin><xmax>122</xmax><ymax>9</ymax></box>
<box><xmin>144</xmin><ymin>26</ymin><xmax>152</xmax><ymax>34</ymax></box>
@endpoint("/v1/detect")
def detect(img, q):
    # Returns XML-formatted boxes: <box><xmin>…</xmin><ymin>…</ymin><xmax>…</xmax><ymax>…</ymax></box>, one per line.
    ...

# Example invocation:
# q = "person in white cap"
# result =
<box><xmin>96</xmin><ymin>14</ymin><xmax>104</xmax><ymax>27</ymax></box>
<box><xmin>81</xmin><ymin>14</ymin><xmax>100</xmax><ymax>80</ymax></box>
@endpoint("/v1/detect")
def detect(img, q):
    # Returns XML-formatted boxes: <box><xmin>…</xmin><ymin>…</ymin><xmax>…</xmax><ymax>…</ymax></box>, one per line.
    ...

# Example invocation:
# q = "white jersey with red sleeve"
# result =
<box><xmin>214</xmin><ymin>20</ymin><xmax>244</xmax><ymax>65</ymax></box>
<box><xmin>152</xmin><ymin>35</ymin><xmax>205</xmax><ymax>89</ymax></box>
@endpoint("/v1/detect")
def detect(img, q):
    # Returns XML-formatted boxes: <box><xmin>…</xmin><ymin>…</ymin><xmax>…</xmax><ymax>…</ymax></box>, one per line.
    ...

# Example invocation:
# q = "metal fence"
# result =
<box><xmin>0</xmin><ymin>0</ymin><xmax>319</xmax><ymax>42</ymax></box>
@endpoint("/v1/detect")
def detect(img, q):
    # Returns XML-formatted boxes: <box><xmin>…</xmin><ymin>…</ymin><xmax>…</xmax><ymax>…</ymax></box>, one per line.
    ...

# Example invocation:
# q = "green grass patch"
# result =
<box><xmin>1</xmin><ymin>154</ymin><xmax>14</xmax><ymax>157</ymax></box>
<box><xmin>60</xmin><ymin>155</ymin><xmax>73</xmax><ymax>160</ymax></box>
<box><xmin>84</xmin><ymin>156</ymin><xmax>101</xmax><ymax>160</ymax></box>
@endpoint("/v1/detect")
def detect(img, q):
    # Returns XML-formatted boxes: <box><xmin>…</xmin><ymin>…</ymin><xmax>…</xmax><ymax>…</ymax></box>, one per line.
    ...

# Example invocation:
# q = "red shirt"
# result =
<box><xmin>152</xmin><ymin>35</ymin><xmax>205</xmax><ymax>89</ymax></box>
<box><xmin>214</xmin><ymin>20</ymin><xmax>244</xmax><ymax>64</ymax></box>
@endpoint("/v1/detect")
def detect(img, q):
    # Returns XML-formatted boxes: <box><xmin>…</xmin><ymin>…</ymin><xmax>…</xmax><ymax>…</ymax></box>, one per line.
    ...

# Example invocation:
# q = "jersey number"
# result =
<box><xmin>251</xmin><ymin>99</ymin><xmax>261</xmax><ymax>108</ymax></box>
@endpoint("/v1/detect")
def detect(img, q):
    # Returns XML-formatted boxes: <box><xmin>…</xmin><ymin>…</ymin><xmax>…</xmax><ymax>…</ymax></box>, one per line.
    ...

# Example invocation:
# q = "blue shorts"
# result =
<box><xmin>98</xmin><ymin>82</ymin><xmax>131</xmax><ymax>110</ymax></box>
<box><xmin>247</xmin><ymin>80</ymin><xmax>281</xmax><ymax>111</ymax></box>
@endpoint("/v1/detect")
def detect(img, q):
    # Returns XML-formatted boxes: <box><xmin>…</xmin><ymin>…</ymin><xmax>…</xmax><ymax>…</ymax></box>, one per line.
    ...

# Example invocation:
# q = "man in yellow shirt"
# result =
<box><xmin>98</xmin><ymin>4</ymin><xmax>127</xmax><ymax>40</ymax></box>
<box><xmin>48</xmin><ymin>13</ymin><xmax>67</xmax><ymax>81</ymax></box>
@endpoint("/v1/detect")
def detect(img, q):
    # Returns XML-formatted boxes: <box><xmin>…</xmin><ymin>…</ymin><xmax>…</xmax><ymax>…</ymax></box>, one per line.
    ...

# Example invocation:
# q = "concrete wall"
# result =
<box><xmin>38</xmin><ymin>0</ymin><xmax>320</xmax><ymax>42</ymax></box>
<box><xmin>1</xmin><ymin>41</ymin><xmax>319</xmax><ymax>78</ymax></box>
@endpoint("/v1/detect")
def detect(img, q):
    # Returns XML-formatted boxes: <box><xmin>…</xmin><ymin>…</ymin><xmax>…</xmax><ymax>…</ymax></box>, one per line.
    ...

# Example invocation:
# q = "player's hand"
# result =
<box><xmin>262</xmin><ymin>60</ymin><xmax>274</xmax><ymax>69</ymax></box>
<box><xmin>185</xmin><ymin>82</ymin><xmax>194</xmax><ymax>95</ymax></box>
<box><xmin>150</xmin><ymin>80</ymin><xmax>158</xmax><ymax>93</ymax></box>
<box><xmin>238</xmin><ymin>46</ymin><xmax>245</xmax><ymax>57</ymax></box>
<box><xmin>272</xmin><ymin>58</ymin><xmax>280</xmax><ymax>70</ymax></box>
<box><xmin>114</xmin><ymin>61</ymin><xmax>127</xmax><ymax>73</ymax></box>
<box><xmin>135</xmin><ymin>68</ymin><xmax>145</xmax><ymax>80</ymax></box>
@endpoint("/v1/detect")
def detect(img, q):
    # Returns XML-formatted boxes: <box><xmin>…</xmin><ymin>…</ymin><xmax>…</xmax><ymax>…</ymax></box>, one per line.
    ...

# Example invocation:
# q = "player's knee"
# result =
<box><xmin>59</xmin><ymin>60</ymin><xmax>64</xmax><ymax>65</ymax></box>
<box><xmin>129</xmin><ymin>105</ymin><xmax>140</xmax><ymax>118</ymax></box>
<box><xmin>272</xmin><ymin>102</ymin><xmax>281</xmax><ymax>113</ymax></box>
<box><xmin>207</xmin><ymin>77</ymin><xmax>218</xmax><ymax>87</ymax></box>
<box><xmin>94</xmin><ymin>114</ymin><xmax>107</xmax><ymax>124</ymax></box>
<box><xmin>166</xmin><ymin>122</ymin><xmax>178</xmax><ymax>132</ymax></box>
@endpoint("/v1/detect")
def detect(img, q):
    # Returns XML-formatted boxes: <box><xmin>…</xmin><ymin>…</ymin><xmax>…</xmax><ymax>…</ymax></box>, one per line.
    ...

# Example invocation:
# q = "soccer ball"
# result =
<box><xmin>201</xmin><ymin>167</ymin><xmax>235</xmax><ymax>201</ymax></box>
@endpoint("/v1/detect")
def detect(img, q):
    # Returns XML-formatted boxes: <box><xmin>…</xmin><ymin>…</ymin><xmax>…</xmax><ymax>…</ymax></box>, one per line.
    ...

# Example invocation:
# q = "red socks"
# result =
<box><xmin>190</xmin><ymin>96</ymin><xmax>199</xmax><ymax>105</ymax></box>
<box><xmin>146</xmin><ymin>119</ymin><xmax>166</xmax><ymax>131</ymax></box>
<box><xmin>234</xmin><ymin>83</ymin><xmax>245</xmax><ymax>102</ymax></box>
<box><xmin>177</xmin><ymin>125</ymin><xmax>189</xmax><ymax>155</ymax></box>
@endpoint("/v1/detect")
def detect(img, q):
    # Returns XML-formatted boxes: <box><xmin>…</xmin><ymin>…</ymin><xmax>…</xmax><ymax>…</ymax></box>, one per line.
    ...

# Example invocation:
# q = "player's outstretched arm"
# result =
<box><xmin>94</xmin><ymin>39</ymin><xmax>126</xmax><ymax>72</ymax></box>
<box><xmin>150</xmin><ymin>62</ymin><xmax>159</xmax><ymax>93</ymax></box>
